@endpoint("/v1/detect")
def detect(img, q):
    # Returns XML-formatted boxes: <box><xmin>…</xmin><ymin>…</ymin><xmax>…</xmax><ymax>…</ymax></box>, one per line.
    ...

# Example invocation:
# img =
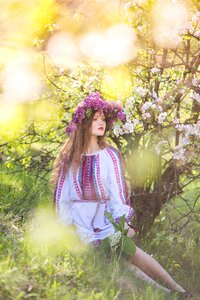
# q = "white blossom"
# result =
<box><xmin>173</xmin><ymin>145</ymin><xmax>186</xmax><ymax>160</ymax></box>
<box><xmin>184</xmin><ymin>125</ymin><xmax>196</xmax><ymax>135</ymax></box>
<box><xmin>135</xmin><ymin>86</ymin><xmax>147</xmax><ymax>97</ymax></box>
<box><xmin>141</xmin><ymin>101</ymin><xmax>152</xmax><ymax>111</ymax></box>
<box><xmin>113</xmin><ymin>124</ymin><xmax>124</xmax><ymax>137</ymax></box>
<box><xmin>175</xmin><ymin>124</ymin><xmax>184</xmax><ymax>132</ymax></box>
<box><xmin>179</xmin><ymin>22</ymin><xmax>194</xmax><ymax>35</ymax></box>
<box><xmin>192</xmin><ymin>11</ymin><xmax>200</xmax><ymax>23</ymax></box>
<box><xmin>142</xmin><ymin>112</ymin><xmax>151</xmax><ymax>119</ymax></box>
<box><xmin>152</xmin><ymin>91</ymin><xmax>158</xmax><ymax>99</ymax></box>
<box><xmin>192</xmin><ymin>92</ymin><xmax>200</xmax><ymax>104</ymax></box>
<box><xmin>175</xmin><ymin>123</ymin><xmax>200</xmax><ymax>137</ymax></box>
<box><xmin>133</xmin><ymin>119</ymin><xmax>140</xmax><ymax>125</ymax></box>
<box><xmin>179</xmin><ymin>88</ymin><xmax>185</xmax><ymax>95</ymax></box>
<box><xmin>158</xmin><ymin>112</ymin><xmax>167</xmax><ymax>124</ymax></box>
<box><xmin>179</xmin><ymin>134</ymin><xmax>190</xmax><ymax>146</ymax></box>
<box><xmin>173</xmin><ymin>118</ymin><xmax>180</xmax><ymax>124</ymax></box>
<box><xmin>192</xmin><ymin>78</ymin><xmax>199</xmax><ymax>87</ymax></box>
<box><xmin>123</xmin><ymin>122</ymin><xmax>135</xmax><ymax>134</ymax></box>
<box><xmin>125</xmin><ymin>96</ymin><xmax>135</xmax><ymax>108</ymax></box>
<box><xmin>151</xmin><ymin>67</ymin><xmax>160</xmax><ymax>74</ymax></box>
<box><xmin>195</xmin><ymin>121</ymin><xmax>200</xmax><ymax>138</ymax></box>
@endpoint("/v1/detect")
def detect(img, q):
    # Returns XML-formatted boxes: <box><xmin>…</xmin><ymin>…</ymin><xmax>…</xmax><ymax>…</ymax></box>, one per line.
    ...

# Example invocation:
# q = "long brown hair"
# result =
<box><xmin>51</xmin><ymin>110</ymin><xmax>109</xmax><ymax>187</ymax></box>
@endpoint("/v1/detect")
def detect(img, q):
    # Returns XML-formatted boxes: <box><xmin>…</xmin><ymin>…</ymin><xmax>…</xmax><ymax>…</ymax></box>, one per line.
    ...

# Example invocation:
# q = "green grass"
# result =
<box><xmin>0</xmin><ymin>165</ymin><xmax>200</xmax><ymax>299</ymax></box>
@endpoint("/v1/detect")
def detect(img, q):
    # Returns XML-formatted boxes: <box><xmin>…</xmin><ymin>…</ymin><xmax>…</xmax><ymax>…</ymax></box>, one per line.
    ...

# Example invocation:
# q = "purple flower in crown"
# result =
<box><xmin>65</xmin><ymin>92</ymin><xmax>126</xmax><ymax>135</ymax></box>
<box><xmin>83</xmin><ymin>92</ymin><xmax>107</xmax><ymax>111</ymax></box>
<box><xmin>66</xmin><ymin>121</ymin><xmax>77</xmax><ymax>134</ymax></box>
<box><xmin>108</xmin><ymin>117</ymin><xmax>115</xmax><ymax>127</ymax></box>
<box><xmin>117</xmin><ymin>111</ymin><xmax>126</xmax><ymax>122</ymax></box>
<box><xmin>72</xmin><ymin>106</ymin><xmax>85</xmax><ymax>123</ymax></box>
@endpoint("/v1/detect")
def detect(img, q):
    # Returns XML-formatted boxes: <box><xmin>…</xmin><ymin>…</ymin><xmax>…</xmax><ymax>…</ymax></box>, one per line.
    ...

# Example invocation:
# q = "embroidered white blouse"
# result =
<box><xmin>54</xmin><ymin>146</ymin><xmax>135</xmax><ymax>244</ymax></box>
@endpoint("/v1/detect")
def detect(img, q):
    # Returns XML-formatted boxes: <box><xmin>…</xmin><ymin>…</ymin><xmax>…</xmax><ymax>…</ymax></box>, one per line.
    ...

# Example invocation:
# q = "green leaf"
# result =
<box><xmin>85</xmin><ymin>109</ymin><xmax>92</xmax><ymax>118</ymax></box>
<box><xmin>122</xmin><ymin>236</ymin><xmax>136</xmax><ymax>256</ymax></box>
<box><xmin>124</xmin><ymin>229</ymin><xmax>129</xmax><ymax>235</ymax></box>
<box><xmin>118</xmin><ymin>214</ymin><xmax>125</xmax><ymax>233</ymax></box>
<box><xmin>104</xmin><ymin>211</ymin><xmax>119</xmax><ymax>231</ymax></box>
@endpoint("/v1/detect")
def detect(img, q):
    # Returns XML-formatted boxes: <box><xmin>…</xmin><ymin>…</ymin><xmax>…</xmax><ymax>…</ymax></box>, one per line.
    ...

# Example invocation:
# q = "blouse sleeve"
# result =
<box><xmin>106</xmin><ymin>147</ymin><xmax>135</xmax><ymax>224</ymax></box>
<box><xmin>54</xmin><ymin>169</ymin><xmax>73</xmax><ymax>226</ymax></box>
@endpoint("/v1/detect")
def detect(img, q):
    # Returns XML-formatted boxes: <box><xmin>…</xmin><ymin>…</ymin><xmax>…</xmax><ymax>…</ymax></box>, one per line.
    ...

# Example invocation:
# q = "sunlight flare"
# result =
<box><xmin>79</xmin><ymin>23</ymin><xmax>137</xmax><ymax>67</ymax></box>
<box><xmin>26</xmin><ymin>207</ymin><xmax>86</xmax><ymax>256</ymax></box>
<box><xmin>46</xmin><ymin>32</ymin><xmax>81</xmax><ymax>69</ymax></box>
<box><xmin>151</xmin><ymin>1</ymin><xmax>189</xmax><ymax>49</ymax></box>
<box><xmin>2</xmin><ymin>54</ymin><xmax>43</xmax><ymax>103</ymax></box>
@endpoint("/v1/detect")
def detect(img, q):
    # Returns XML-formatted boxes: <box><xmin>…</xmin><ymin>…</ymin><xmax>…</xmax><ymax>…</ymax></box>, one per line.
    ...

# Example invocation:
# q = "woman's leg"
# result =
<box><xmin>130</xmin><ymin>247</ymin><xmax>185</xmax><ymax>292</ymax></box>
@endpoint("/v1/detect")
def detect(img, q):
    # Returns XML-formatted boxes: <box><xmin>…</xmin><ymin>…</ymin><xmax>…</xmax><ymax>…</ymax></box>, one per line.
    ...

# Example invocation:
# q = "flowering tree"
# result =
<box><xmin>112</xmin><ymin>0</ymin><xmax>200</xmax><ymax>235</ymax></box>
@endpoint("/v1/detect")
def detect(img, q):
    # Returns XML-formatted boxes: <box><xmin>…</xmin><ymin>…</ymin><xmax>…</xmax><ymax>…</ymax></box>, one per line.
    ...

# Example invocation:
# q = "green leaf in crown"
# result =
<box><xmin>85</xmin><ymin>109</ymin><xmax>92</xmax><ymax>118</ymax></box>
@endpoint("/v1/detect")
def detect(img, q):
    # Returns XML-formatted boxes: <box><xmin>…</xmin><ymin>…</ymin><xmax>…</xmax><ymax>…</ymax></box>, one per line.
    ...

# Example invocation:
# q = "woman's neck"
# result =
<box><xmin>86</xmin><ymin>136</ymin><xmax>100</xmax><ymax>154</ymax></box>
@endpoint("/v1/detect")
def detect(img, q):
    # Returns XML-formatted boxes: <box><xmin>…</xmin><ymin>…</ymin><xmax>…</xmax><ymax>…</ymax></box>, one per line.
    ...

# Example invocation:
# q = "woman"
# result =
<box><xmin>52</xmin><ymin>92</ymin><xmax>187</xmax><ymax>296</ymax></box>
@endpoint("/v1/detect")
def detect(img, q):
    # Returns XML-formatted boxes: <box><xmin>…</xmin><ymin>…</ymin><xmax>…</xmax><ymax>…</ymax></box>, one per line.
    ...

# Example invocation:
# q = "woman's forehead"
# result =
<box><xmin>94</xmin><ymin>111</ymin><xmax>105</xmax><ymax>117</ymax></box>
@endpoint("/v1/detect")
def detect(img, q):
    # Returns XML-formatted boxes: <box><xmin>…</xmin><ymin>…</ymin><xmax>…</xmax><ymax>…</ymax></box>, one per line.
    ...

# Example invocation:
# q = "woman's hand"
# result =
<box><xmin>127</xmin><ymin>227</ymin><xmax>136</xmax><ymax>238</ymax></box>
<box><xmin>124</xmin><ymin>222</ymin><xmax>136</xmax><ymax>238</ymax></box>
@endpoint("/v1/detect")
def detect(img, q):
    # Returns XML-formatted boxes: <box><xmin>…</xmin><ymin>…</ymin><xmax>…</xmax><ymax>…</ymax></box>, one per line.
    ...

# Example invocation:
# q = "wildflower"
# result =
<box><xmin>108</xmin><ymin>231</ymin><xmax>122</xmax><ymax>252</ymax></box>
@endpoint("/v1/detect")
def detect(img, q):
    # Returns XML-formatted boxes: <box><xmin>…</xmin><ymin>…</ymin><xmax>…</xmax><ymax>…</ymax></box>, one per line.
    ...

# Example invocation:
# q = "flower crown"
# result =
<box><xmin>66</xmin><ymin>92</ymin><xmax>126</xmax><ymax>135</ymax></box>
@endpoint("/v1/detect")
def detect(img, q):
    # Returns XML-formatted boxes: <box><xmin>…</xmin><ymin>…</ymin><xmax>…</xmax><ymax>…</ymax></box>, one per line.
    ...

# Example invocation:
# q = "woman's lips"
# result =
<box><xmin>98</xmin><ymin>127</ymin><xmax>104</xmax><ymax>130</ymax></box>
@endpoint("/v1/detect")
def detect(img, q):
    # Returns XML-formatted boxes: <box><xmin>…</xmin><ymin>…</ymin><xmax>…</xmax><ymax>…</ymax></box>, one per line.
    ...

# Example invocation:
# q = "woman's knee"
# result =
<box><xmin>130</xmin><ymin>246</ymin><xmax>143</xmax><ymax>264</ymax></box>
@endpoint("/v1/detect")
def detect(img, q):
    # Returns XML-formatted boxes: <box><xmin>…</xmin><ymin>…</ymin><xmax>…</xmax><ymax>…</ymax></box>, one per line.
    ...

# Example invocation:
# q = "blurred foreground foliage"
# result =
<box><xmin>0</xmin><ymin>167</ymin><xmax>200</xmax><ymax>299</ymax></box>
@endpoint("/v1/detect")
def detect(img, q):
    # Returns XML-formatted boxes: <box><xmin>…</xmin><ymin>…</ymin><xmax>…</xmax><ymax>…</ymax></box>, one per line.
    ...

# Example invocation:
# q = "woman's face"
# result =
<box><xmin>91</xmin><ymin>111</ymin><xmax>106</xmax><ymax>137</ymax></box>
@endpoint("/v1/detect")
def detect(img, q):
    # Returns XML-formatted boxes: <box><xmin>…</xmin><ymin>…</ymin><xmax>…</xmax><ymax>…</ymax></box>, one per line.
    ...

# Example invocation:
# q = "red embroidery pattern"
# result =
<box><xmin>72</xmin><ymin>198</ymin><xmax>109</xmax><ymax>203</ymax></box>
<box><xmin>118</xmin><ymin>152</ymin><xmax>130</xmax><ymax>205</ymax></box>
<box><xmin>72</xmin><ymin>170</ymin><xmax>82</xmax><ymax>199</ymax></box>
<box><xmin>106</xmin><ymin>147</ymin><xmax>125</xmax><ymax>204</ymax></box>
<box><xmin>56</xmin><ymin>170</ymin><xmax>66</xmax><ymax>210</ymax></box>
<box><xmin>126</xmin><ymin>207</ymin><xmax>136</xmax><ymax>221</ymax></box>
<box><xmin>96</xmin><ymin>154</ymin><xmax>106</xmax><ymax>199</ymax></box>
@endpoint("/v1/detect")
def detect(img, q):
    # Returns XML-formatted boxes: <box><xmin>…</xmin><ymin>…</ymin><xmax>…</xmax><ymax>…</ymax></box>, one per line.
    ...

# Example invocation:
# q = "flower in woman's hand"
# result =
<box><xmin>108</xmin><ymin>231</ymin><xmax>122</xmax><ymax>252</ymax></box>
